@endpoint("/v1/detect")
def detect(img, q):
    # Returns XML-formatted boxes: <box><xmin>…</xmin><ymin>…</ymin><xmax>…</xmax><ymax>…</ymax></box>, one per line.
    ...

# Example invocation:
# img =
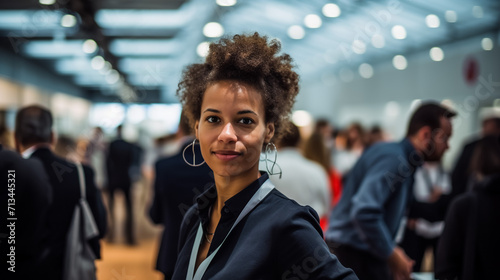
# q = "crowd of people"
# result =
<box><xmin>1</xmin><ymin>33</ymin><xmax>499</xmax><ymax>280</ymax></box>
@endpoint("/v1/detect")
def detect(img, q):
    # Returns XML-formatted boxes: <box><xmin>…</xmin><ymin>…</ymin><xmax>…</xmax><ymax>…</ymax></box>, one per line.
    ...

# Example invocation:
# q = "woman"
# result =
<box><xmin>303</xmin><ymin>129</ymin><xmax>343</xmax><ymax>231</ymax></box>
<box><xmin>171</xmin><ymin>33</ymin><xmax>357</xmax><ymax>280</ymax></box>
<box><xmin>435</xmin><ymin>135</ymin><xmax>500</xmax><ymax>280</ymax></box>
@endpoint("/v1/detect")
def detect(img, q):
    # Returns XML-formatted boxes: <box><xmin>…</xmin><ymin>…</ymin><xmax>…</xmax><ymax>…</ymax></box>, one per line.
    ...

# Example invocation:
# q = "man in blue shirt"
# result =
<box><xmin>326</xmin><ymin>102</ymin><xmax>456</xmax><ymax>280</ymax></box>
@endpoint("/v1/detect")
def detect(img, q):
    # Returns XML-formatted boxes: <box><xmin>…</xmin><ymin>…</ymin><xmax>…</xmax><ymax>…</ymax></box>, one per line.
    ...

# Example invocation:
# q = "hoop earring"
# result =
<box><xmin>263</xmin><ymin>142</ymin><xmax>282</xmax><ymax>179</ymax></box>
<box><xmin>183</xmin><ymin>139</ymin><xmax>205</xmax><ymax>167</ymax></box>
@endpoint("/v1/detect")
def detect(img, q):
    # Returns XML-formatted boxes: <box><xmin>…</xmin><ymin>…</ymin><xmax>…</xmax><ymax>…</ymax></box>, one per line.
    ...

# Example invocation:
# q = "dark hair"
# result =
<box><xmin>303</xmin><ymin>132</ymin><xmax>330</xmax><ymax>173</ymax></box>
<box><xmin>483</xmin><ymin>117</ymin><xmax>500</xmax><ymax>126</ymax></box>
<box><xmin>178</xmin><ymin>111</ymin><xmax>192</xmax><ymax>136</ymax></box>
<box><xmin>315</xmin><ymin>119</ymin><xmax>330</xmax><ymax>131</ymax></box>
<box><xmin>406</xmin><ymin>102</ymin><xmax>456</xmax><ymax>137</ymax></box>
<box><xmin>470</xmin><ymin>135</ymin><xmax>500</xmax><ymax>177</ymax></box>
<box><xmin>15</xmin><ymin>105</ymin><xmax>53</xmax><ymax>146</ymax></box>
<box><xmin>278</xmin><ymin>122</ymin><xmax>300</xmax><ymax>148</ymax></box>
<box><xmin>346</xmin><ymin>122</ymin><xmax>366</xmax><ymax>150</ymax></box>
<box><xmin>177</xmin><ymin>32</ymin><xmax>300</xmax><ymax>141</ymax></box>
<box><xmin>54</xmin><ymin>135</ymin><xmax>76</xmax><ymax>158</ymax></box>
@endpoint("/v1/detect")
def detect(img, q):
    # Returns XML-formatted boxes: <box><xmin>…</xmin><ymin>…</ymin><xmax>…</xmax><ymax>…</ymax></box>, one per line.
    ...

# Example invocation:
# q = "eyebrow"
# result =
<box><xmin>202</xmin><ymin>108</ymin><xmax>258</xmax><ymax>115</ymax></box>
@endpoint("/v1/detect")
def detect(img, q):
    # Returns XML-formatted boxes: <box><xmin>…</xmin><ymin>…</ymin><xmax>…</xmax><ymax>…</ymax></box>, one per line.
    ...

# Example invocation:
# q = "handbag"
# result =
<box><xmin>62</xmin><ymin>163</ymin><xmax>100</xmax><ymax>280</ymax></box>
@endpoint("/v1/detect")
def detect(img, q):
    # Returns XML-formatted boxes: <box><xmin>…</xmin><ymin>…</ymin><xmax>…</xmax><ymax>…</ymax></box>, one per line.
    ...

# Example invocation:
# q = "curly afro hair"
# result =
<box><xmin>176</xmin><ymin>32</ymin><xmax>300</xmax><ymax>142</ymax></box>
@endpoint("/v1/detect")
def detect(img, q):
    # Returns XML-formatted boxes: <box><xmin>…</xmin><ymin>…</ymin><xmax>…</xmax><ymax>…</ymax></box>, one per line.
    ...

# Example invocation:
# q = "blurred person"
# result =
<box><xmin>106</xmin><ymin>124</ymin><xmax>142</xmax><ymax>245</ymax></box>
<box><xmin>451</xmin><ymin>115</ymin><xmax>500</xmax><ymax>196</ymax></box>
<box><xmin>399</xmin><ymin>160</ymin><xmax>451</xmax><ymax>272</ymax></box>
<box><xmin>171</xmin><ymin>33</ymin><xmax>356</xmax><ymax>279</ymax></box>
<box><xmin>54</xmin><ymin>135</ymin><xmax>79</xmax><ymax>162</ymax></box>
<box><xmin>0</xmin><ymin>126</ymin><xmax>14</xmax><ymax>150</ymax></box>
<box><xmin>334</xmin><ymin>122</ymin><xmax>366</xmax><ymax>176</ymax></box>
<box><xmin>84</xmin><ymin>127</ymin><xmax>107</xmax><ymax>189</ymax></box>
<box><xmin>270</xmin><ymin>122</ymin><xmax>330</xmax><ymax>226</ymax></box>
<box><xmin>303</xmin><ymin>128</ymin><xmax>343</xmax><ymax>212</ymax></box>
<box><xmin>13</xmin><ymin>105</ymin><xmax>106</xmax><ymax>280</ymax></box>
<box><xmin>326</xmin><ymin>102</ymin><xmax>456</xmax><ymax>280</ymax></box>
<box><xmin>149</xmin><ymin>112</ymin><xmax>214</xmax><ymax>279</ymax></box>
<box><xmin>315</xmin><ymin>118</ymin><xmax>335</xmax><ymax>151</ymax></box>
<box><xmin>435</xmin><ymin>135</ymin><xmax>500</xmax><ymax>280</ymax></box>
<box><xmin>367</xmin><ymin>125</ymin><xmax>386</xmax><ymax>147</ymax></box>
<box><xmin>0</xmin><ymin>141</ymin><xmax>52</xmax><ymax>280</ymax></box>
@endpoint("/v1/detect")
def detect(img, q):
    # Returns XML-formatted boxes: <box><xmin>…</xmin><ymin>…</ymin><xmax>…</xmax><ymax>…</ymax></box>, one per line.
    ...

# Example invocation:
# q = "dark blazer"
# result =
<box><xmin>106</xmin><ymin>138</ymin><xmax>141</xmax><ymax>189</ymax></box>
<box><xmin>0</xmin><ymin>148</ymin><xmax>52</xmax><ymax>279</ymax></box>
<box><xmin>451</xmin><ymin>138</ymin><xmax>479</xmax><ymax>196</ymax></box>
<box><xmin>435</xmin><ymin>174</ymin><xmax>500</xmax><ymax>280</ymax></box>
<box><xmin>172</xmin><ymin>174</ymin><xmax>358</xmax><ymax>280</ymax></box>
<box><xmin>149</xmin><ymin>139</ymin><xmax>213</xmax><ymax>278</ymax></box>
<box><xmin>30</xmin><ymin>147</ymin><xmax>107</xmax><ymax>280</ymax></box>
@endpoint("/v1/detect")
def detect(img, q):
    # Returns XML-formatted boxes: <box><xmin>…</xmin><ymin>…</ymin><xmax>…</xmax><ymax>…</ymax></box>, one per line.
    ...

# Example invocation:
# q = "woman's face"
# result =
<box><xmin>195</xmin><ymin>80</ymin><xmax>274</xmax><ymax>179</ymax></box>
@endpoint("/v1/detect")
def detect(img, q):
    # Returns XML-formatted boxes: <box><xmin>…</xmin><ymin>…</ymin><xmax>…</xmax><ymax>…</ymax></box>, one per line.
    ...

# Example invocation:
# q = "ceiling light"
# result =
<box><xmin>410</xmin><ymin>99</ymin><xmax>422</xmax><ymax>111</ymax></box>
<box><xmin>392</xmin><ymin>55</ymin><xmax>407</xmax><ymax>70</ymax></box>
<box><xmin>425</xmin><ymin>14</ymin><xmax>440</xmax><ymax>28</ymax></box>
<box><xmin>385</xmin><ymin>101</ymin><xmax>400</xmax><ymax>118</ymax></box>
<box><xmin>39</xmin><ymin>0</ymin><xmax>56</xmax><ymax>5</ymax></box>
<box><xmin>99</xmin><ymin>61</ymin><xmax>112</xmax><ymax>75</ymax></box>
<box><xmin>445</xmin><ymin>10</ymin><xmax>457</xmax><ymax>23</ymax></box>
<box><xmin>429</xmin><ymin>47</ymin><xmax>444</xmax><ymax>61</ymax></box>
<box><xmin>391</xmin><ymin>25</ymin><xmax>406</xmax><ymax>39</ymax></box>
<box><xmin>216</xmin><ymin>0</ymin><xmax>237</xmax><ymax>7</ymax></box>
<box><xmin>481</xmin><ymin>37</ymin><xmax>493</xmax><ymax>51</ymax></box>
<box><xmin>358</xmin><ymin>63</ymin><xmax>374</xmax><ymax>79</ymax></box>
<box><xmin>288</xmin><ymin>25</ymin><xmax>305</xmax><ymax>40</ymax></box>
<box><xmin>197</xmin><ymin>42</ymin><xmax>210</xmax><ymax>57</ymax></box>
<box><xmin>371</xmin><ymin>34</ymin><xmax>385</xmax><ymax>48</ymax></box>
<box><xmin>61</xmin><ymin>14</ymin><xmax>76</xmax><ymax>27</ymax></box>
<box><xmin>472</xmin><ymin>6</ymin><xmax>483</xmax><ymax>18</ymax></box>
<box><xmin>82</xmin><ymin>39</ymin><xmax>97</xmax><ymax>54</ymax></box>
<box><xmin>304</xmin><ymin>14</ymin><xmax>322</xmax><ymax>28</ymax></box>
<box><xmin>292</xmin><ymin>110</ymin><xmax>313</xmax><ymax>127</ymax></box>
<box><xmin>322</xmin><ymin>3</ymin><xmax>341</xmax><ymax>18</ymax></box>
<box><xmin>110</xmin><ymin>39</ymin><xmax>180</xmax><ymax>56</ymax></box>
<box><xmin>203</xmin><ymin>22</ymin><xmax>224</xmax><ymax>38</ymax></box>
<box><xmin>106</xmin><ymin>70</ymin><xmax>120</xmax><ymax>84</ymax></box>
<box><xmin>352</xmin><ymin>40</ymin><xmax>366</xmax><ymax>54</ymax></box>
<box><xmin>91</xmin><ymin>56</ymin><xmax>105</xmax><ymax>70</ymax></box>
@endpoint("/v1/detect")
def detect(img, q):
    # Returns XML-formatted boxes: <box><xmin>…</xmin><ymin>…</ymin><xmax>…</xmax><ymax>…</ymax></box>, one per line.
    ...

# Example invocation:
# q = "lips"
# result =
<box><xmin>213</xmin><ymin>150</ymin><xmax>242</xmax><ymax>161</ymax></box>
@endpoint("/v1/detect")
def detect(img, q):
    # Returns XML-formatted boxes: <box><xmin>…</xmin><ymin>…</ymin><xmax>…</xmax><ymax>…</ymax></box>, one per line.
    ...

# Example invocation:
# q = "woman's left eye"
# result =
<box><xmin>238</xmin><ymin>118</ymin><xmax>254</xmax><ymax>125</ymax></box>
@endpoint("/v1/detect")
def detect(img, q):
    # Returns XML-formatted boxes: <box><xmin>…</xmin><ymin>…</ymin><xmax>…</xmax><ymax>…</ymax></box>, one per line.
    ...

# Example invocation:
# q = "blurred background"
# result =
<box><xmin>0</xmin><ymin>0</ymin><xmax>499</xmax><ymax>278</ymax></box>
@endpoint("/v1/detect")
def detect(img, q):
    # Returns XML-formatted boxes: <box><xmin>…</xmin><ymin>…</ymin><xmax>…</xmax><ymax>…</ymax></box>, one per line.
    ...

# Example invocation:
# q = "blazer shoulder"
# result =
<box><xmin>266</xmin><ymin>189</ymin><xmax>320</xmax><ymax>222</ymax></box>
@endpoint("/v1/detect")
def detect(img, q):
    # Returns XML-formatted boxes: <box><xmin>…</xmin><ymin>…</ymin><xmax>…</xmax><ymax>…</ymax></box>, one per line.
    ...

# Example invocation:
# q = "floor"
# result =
<box><xmin>95</xmin><ymin>176</ymin><xmax>164</xmax><ymax>280</ymax></box>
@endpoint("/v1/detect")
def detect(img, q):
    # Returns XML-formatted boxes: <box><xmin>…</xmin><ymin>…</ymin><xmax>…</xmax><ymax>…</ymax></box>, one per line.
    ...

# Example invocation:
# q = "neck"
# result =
<box><xmin>212</xmin><ymin>169</ymin><xmax>261</xmax><ymax>212</ymax></box>
<box><xmin>407</xmin><ymin>136</ymin><xmax>424</xmax><ymax>158</ymax></box>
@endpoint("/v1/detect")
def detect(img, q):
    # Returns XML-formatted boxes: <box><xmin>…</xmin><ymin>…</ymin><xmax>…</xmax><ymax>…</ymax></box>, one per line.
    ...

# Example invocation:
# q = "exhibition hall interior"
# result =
<box><xmin>0</xmin><ymin>0</ymin><xmax>499</xmax><ymax>279</ymax></box>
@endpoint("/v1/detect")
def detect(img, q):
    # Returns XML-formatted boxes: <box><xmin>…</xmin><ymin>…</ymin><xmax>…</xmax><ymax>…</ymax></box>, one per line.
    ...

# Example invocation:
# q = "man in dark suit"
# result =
<box><xmin>0</xmin><ymin>144</ymin><xmax>52</xmax><ymax>279</ymax></box>
<box><xmin>106</xmin><ymin>124</ymin><xmax>142</xmax><ymax>245</ymax></box>
<box><xmin>452</xmin><ymin>116</ymin><xmax>500</xmax><ymax>196</ymax></box>
<box><xmin>149</xmin><ymin>113</ymin><xmax>213</xmax><ymax>279</ymax></box>
<box><xmin>13</xmin><ymin>105</ymin><xmax>106</xmax><ymax>280</ymax></box>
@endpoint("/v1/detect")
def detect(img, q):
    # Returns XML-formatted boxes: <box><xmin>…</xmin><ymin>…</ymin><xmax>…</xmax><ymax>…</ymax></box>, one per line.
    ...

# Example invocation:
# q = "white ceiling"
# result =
<box><xmin>0</xmin><ymin>0</ymin><xmax>498</xmax><ymax>103</ymax></box>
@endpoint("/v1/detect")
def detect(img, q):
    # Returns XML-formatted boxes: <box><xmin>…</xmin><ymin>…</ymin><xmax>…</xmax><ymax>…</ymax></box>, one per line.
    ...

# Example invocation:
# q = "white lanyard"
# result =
<box><xmin>186</xmin><ymin>179</ymin><xmax>275</xmax><ymax>280</ymax></box>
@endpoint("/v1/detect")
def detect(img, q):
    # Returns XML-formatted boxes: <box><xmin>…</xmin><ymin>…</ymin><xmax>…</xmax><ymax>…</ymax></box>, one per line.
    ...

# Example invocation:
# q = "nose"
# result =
<box><xmin>218</xmin><ymin>122</ymin><xmax>237</xmax><ymax>143</ymax></box>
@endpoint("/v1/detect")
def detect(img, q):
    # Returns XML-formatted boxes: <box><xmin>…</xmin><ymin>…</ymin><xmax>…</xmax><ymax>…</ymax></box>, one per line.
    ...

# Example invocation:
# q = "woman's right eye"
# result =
<box><xmin>206</xmin><ymin>116</ymin><xmax>220</xmax><ymax>123</ymax></box>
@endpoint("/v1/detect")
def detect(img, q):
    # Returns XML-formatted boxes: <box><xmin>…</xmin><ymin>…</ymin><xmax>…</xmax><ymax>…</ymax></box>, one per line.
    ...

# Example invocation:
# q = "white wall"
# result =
<box><xmin>297</xmin><ymin>36</ymin><xmax>500</xmax><ymax>170</ymax></box>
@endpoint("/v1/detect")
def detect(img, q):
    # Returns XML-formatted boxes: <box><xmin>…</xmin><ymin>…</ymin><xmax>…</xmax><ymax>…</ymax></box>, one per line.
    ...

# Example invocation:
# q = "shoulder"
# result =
<box><xmin>155</xmin><ymin>154</ymin><xmax>180</xmax><ymax>168</ymax></box>
<box><xmin>262</xmin><ymin>189</ymin><xmax>321</xmax><ymax>228</ymax></box>
<box><xmin>449</xmin><ymin>192</ymin><xmax>476</xmax><ymax>211</ymax></box>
